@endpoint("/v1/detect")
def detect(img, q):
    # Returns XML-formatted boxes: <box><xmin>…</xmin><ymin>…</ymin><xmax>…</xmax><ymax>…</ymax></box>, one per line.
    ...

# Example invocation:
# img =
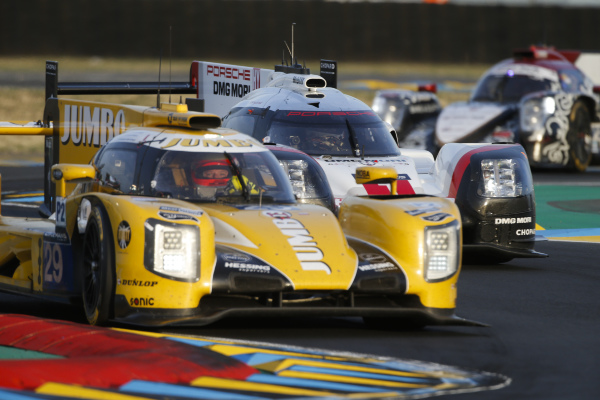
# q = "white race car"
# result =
<box><xmin>434</xmin><ymin>46</ymin><xmax>600</xmax><ymax>172</ymax></box>
<box><xmin>187</xmin><ymin>59</ymin><xmax>545</xmax><ymax>263</ymax></box>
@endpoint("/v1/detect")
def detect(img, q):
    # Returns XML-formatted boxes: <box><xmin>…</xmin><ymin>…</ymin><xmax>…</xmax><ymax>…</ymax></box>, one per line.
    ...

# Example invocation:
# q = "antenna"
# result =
<box><xmin>291</xmin><ymin>22</ymin><xmax>295</xmax><ymax>63</ymax></box>
<box><xmin>156</xmin><ymin>48</ymin><xmax>162</xmax><ymax>108</ymax></box>
<box><xmin>284</xmin><ymin>40</ymin><xmax>292</xmax><ymax>64</ymax></box>
<box><xmin>169</xmin><ymin>26</ymin><xmax>172</xmax><ymax>104</ymax></box>
<box><xmin>274</xmin><ymin>23</ymin><xmax>310</xmax><ymax>75</ymax></box>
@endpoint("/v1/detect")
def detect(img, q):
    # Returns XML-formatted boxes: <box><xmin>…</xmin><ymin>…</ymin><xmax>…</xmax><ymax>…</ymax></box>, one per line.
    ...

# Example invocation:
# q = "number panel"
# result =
<box><xmin>41</xmin><ymin>233</ymin><xmax>74</xmax><ymax>293</ymax></box>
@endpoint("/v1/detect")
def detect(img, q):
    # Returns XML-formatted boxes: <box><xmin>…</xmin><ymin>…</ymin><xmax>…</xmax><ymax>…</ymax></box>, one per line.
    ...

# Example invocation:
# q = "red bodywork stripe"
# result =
<box><xmin>363</xmin><ymin>180</ymin><xmax>415</xmax><ymax>195</ymax></box>
<box><xmin>0</xmin><ymin>314</ymin><xmax>257</xmax><ymax>390</ymax></box>
<box><xmin>448</xmin><ymin>145</ymin><xmax>512</xmax><ymax>199</ymax></box>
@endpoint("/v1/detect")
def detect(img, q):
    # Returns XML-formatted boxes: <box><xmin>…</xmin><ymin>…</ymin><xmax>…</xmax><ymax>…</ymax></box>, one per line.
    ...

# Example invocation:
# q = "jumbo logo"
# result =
<box><xmin>61</xmin><ymin>105</ymin><xmax>125</xmax><ymax>146</ymax></box>
<box><xmin>161</xmin><ymin>138</ymin><xmax>254</xmax><ymax>149</ymax></box>
<box><xmin>263</xmin><ymin>211</ymin><xmax>331</xmax><ymax>274</ymax></box>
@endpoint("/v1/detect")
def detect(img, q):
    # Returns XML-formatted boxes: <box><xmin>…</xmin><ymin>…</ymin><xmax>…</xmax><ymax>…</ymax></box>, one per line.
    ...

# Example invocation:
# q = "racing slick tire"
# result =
<box><xmin>566</xmin><ymin>101</ymin><xmax>592</xmax><ymax>172</ymax></box>
<box><xmin>81</xmin><ymin>203</ymin><xmax>115</xmax><ymax>326</ymax></box>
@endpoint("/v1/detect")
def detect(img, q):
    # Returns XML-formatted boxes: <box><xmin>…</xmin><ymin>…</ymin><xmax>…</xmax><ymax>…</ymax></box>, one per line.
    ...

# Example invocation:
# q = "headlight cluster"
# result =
<box><xmin>520</xmin><ymin>96</ymin><xmax>555</xmax><ymax>132</ymax></box>
<box><xmin>424</xmin><ymin>220</ymin><xmax>460</xmax><ymax>282</ymax></box>
<box><xmin>279</xmin><ymin>159</ymin><xmax>318</xmax><ymax>199</ymax></box>
<box><xmin>480</xmin><ymin>159</ymin><xmax>523</xmax><ymax>198</ymax></box>
<box><xmin>144</xmin><ymin>219</ymin><xmax>200</xmax><ymax>281</ymax></box>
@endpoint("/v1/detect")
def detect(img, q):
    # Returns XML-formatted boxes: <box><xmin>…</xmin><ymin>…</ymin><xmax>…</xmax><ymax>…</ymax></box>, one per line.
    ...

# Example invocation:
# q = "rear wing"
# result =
<box><xmin>557</xmin><ymin>50</ymin><xmax>600</xmax><ymax>86</ymax></box>
<box><xmin>2</xmin><ymin>61</ymin><xmax>203</xmax><ymax>217</ymax></box>
<box><xmin>513</xmin><ymin>46</ymin><xmax>600</xmax><ymax>86</ymax></box>
<box><xmin>191</xmin><ymin>59</ymin><xmax>338</xmax><ymax>118</ymax></box>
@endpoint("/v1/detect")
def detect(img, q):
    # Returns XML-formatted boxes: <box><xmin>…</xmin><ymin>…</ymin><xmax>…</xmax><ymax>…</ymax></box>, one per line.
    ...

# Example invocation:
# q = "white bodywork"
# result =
<box><xmin>192</xmin><ymin>61</ymin><xmax>498</xmax><ymax>206</ymax></box>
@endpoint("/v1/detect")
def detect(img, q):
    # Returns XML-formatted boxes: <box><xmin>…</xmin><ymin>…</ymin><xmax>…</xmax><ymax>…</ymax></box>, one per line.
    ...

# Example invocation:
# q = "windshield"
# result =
<box><xmin>471</xmin><ymin>74</ymin><xmax>554</xmax><ymax>103</ymax></box>
<box><xmin>145</xmin><ymin>148</ymin><xmax>296</xmax><ymax>204</ymax></box>
<box><xmin>264</xmin><ymin>110</ymin><xmax>401</xmax><ymax>157</ymax></box>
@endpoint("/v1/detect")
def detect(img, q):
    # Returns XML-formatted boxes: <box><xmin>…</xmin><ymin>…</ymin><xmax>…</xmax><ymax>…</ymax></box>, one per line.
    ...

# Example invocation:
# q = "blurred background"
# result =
<box><xmin>1</xmin><ymin>0</ymin><xmax>599</xmax><ymax>63</ymax></box>
<box><xmin>1</xmin><ymin>0</ymin><xmax>598</xmax><ymax>157</ymax></box>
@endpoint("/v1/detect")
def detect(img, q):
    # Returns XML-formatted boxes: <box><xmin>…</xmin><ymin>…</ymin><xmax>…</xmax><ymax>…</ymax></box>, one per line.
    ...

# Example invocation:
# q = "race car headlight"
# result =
<box><xmin>424</xmin><ymin>220</ymin><xmax>460</xmax><ymax>282</ymax></box>
<box><xmin>279</xmin><ymin>159</ymin><xmax>318</xmax><ymax>199</ymax></box>
<box><xmin>520</xmin><ymin>96</ymin><xmax>555</xmax><ymax>132</ymax></box>
<box><xmin>480</xmin><ymin>159</ymin><xmax>522</xmax><ymax>198</ymax></box>
<box><xmin>144</xmin><ymin>219</ymin><xmax>200</xmax><ymax>282</ymax></box>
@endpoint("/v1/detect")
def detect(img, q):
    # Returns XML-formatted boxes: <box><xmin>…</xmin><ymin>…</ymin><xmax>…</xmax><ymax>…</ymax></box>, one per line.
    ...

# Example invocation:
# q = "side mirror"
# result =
<box><xmin>51</xmin><ymin>164</ymin><xmax>95</xmax><ymax>198</ymax></box>
<box><xmin>355</xmin><ymin>166</ymin><xmax>399</xmax><ymax>195</ymax></box>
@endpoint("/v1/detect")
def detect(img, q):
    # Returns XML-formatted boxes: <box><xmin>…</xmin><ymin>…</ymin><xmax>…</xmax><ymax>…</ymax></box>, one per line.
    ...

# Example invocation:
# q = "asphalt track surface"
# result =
<box><xmin>0</xmin><ymin>164</ymin><xmax>599</xmax><ymax>399</ymax></box>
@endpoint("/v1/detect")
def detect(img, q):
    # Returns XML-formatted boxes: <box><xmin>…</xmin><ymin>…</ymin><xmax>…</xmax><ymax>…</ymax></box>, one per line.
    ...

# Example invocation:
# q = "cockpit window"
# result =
<box><xmin>148</xmin><ymin>149</ymin><xmax>295</xmax><ymax>204</ymax></box>
<box><xmin>262</xmin><ymin>110</ymin><xmax>401</xmax><ymax>157</ymax></box>
<box><xmin>94</xmin><ymin>148</ymin><xmax>138</xmax><ymax>194</ymax></box>
<box><xmin>471</xmin><ymin>74</ymin><xmax>554</xmax><ymax>103</ymax></box>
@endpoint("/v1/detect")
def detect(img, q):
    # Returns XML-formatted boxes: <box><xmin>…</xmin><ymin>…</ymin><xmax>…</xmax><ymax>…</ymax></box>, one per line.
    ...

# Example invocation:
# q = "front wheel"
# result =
<box><xmin>81</xmin><ymin>203</ymin><xmax>115</xmax><ymax>326</ymax></box>
<box><xmin>566</xmin><ymin>101</ymin><xmax>592</xmax><ymax>172</ymax></box>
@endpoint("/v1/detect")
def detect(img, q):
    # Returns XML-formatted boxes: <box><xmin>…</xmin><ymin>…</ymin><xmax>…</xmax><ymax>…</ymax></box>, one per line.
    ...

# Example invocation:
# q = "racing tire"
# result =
<box><xmin>566</xmin><ymin>101</ymin><xmax>592</xmax><ymax>172</ymax></box>
<box><xmin>81</xmin><ymin>203</ymin><xmax>115</xmax><ymax>326</ymax></box>
<box><xmin>363</xmin><ymin>316</ymin><xmax>426</xmax><ymax>331</ymax></box>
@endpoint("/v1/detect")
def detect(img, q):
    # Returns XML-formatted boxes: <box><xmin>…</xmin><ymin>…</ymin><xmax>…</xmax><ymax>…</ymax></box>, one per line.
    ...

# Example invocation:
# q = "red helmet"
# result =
<box><xmin>191</xmin><ymin>159</ymin><xmax>232</xmax><ymax>187</ymax></box>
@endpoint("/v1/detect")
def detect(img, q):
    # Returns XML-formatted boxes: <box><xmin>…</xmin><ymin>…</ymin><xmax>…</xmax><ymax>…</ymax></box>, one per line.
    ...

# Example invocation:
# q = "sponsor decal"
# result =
<box><xmin>263</xmin><ymin>211</ymin><xmax>331</xmax><ymax>274</ymax></box>
<box><xmin>422</xmin><ymin>213</ymin><xmax>452</xmax><ymax>222</ymax></box>
<box><xmin>61</xmin><ymin>105</ymin><xmax>125</xmax><ymax>147</ymax></box>
<box><xmin>353</xmin><ymin>172</ymin><xmax>411</xmax><ymax>180</ymax></box>
<box><xmin>224</xmin><ymin>262</ymin><xmax>270</xmax><ymax>273</ymax></box>
<box><xmin>130</xmin><ymin>297</ymin><xmax>155</xmax><ymax>306</ymax></box>
<box><xmin>43</xmin><ymin>231</ymin><xmax>70</xmax><ymax>244</ymax></box>
<box><xmin>119</xmin><ymin>279</ymin><xmax>158</xmax><ymax>287</ymax></box>
<box><xmin>356</xmin><ymin>169</ymin><xmax>370</xmax><ymax>179</ymax></box>
<box><xmin>160</xmin><ymin>138</ymin><xmax>254</xmax><ymax>149</ymax></box>
<box><xmin>213</xmin><ymin>82</ymin><xmax>252</xmax><ymax>98</ymax></box>
<box><xmin>495</xmin><ymin>216</ymin><xmax>532</xmax><ymax>225</ymax></box>
<box><xmin>234</xmin><ymin>205</ymin><xmax>300</xmax><ymax>211</ymax></box>
<box><xmin>320</xmin><ymin>61</ymin><xmax>336</xmax><ymax>70</ymax></box>
<box><xmin>516</xmin><ymin>229</ymin><xmax>535</xmax><ymax>236</ymax></box>
<box><xmin>222</xmin><ymin>253</ymin><xmax>252</xmax><ymax>262</ymax></box>
<box><xmin>117</xmin><ymin>221</ymin><xmax>131</xmax><ymax>249</ymax></box>
<box><xmin>358</xmin><ymin>262</ymin><xmax>396</xmax><ymax>272</ymax></box>
<box><xmin>405</xmin><ymin>207</ymin><xmax>441</xmax><ymax>216</ymax></box>
<box><xmin>159</xmin><ymin>206</ymin><xmax>204</xmax><ymax>216</ymax></box>
<box><xmin>167</xmin><ymin>113</ymin><xmax>191</xmax><ymax>126</ymax></box>
<box><xmin>292</xmin><ymin>76</ymin><xmax>305</xmax><ymax>85</ymax></box>
<box><xmin>158</xmin><ymin>211</ymin><xmax>198</xmax><ymax>222</ymax></box>
<box><xmin>206</xmin><ymin>64</ymin><xmax>251</xmax><ymax>81</ymax></box>
<box><xmin>323</xmin><ymin>158</ymin><xmax>409</xmax><ymax>166</ymax></box>
<box><xmin>358</xmin><ymin>253</ymin><xmax>387</xmax><ymax>263</ymax></box>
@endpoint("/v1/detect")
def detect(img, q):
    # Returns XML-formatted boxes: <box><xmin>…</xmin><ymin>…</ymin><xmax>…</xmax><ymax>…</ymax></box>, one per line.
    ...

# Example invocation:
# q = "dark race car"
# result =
<box><xmin>372</xmin><ymin>88</ymin><xmax>441</xmax><ymax>154</ymax></box>
<box><xmin>435</xmin><ymin>46</ymin><xmax>600</xmax><ymax>171</ymax></box>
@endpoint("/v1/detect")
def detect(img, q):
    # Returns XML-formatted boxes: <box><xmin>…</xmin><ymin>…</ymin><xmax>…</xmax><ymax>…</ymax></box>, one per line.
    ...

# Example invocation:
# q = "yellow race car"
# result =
<box><xmin>0</xmin><ymin>62</ymin><xmax>477</xmax><ymax>328</ymax></box>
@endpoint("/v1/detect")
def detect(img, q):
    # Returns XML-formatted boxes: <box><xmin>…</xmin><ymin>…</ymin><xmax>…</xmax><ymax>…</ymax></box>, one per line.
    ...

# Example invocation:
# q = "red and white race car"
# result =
<box><xmin>184</xmin><ymin>59</ymin><xmax>545</xmax><ymax>262</ymax></box>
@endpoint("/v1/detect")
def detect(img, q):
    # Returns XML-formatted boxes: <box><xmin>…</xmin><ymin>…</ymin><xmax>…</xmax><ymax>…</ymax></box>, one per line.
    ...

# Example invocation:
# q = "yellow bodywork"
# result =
<box><xmin>0</xmin><ymin>95</ymin><xmax>465</xmax><ymax>324</ymax></box>
<box><xmin>339</xmin><ymin>196</ymin><xmax>462</xmax><ymax>309</ymax></box>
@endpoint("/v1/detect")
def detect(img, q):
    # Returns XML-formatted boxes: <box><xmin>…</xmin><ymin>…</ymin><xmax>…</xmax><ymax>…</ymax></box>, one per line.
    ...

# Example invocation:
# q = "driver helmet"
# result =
<box><xmin>191</xmin><ymin>159</ymin><xmax>232</xmax><ymax>187</ymax></box>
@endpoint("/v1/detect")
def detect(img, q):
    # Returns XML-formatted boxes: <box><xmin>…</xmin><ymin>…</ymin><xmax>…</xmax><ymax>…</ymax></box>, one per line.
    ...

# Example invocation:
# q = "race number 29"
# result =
<box><xmin>44</xmin><ymin>243</ymin><xmax>63</xmax><ymax>284</ymax></box>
